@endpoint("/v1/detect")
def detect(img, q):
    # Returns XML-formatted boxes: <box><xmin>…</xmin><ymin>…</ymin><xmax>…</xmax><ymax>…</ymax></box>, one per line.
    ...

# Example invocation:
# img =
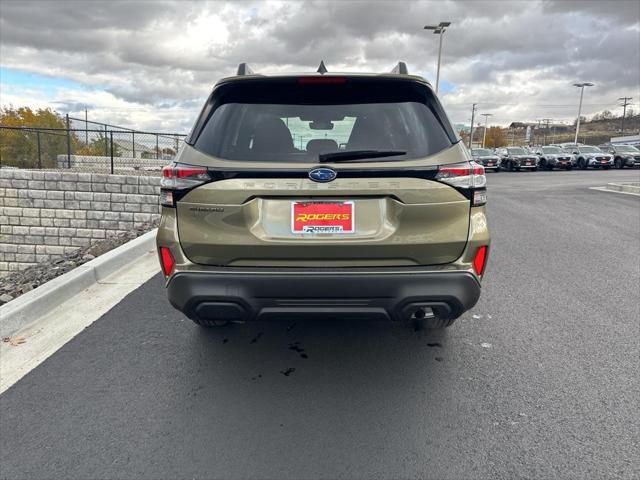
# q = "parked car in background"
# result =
<box><xmin>471</xmin><ymin>148</ymin><xmax>501</xmax><ymax>171</ymax></box>
<box><xmin>570</xmin><ymin>146</ymin><xmax>614</xmax><ymax>169</ymax></box>
<box><xmin>599</xmin><ymin>144</ymin><xmax>640</xmax><ymax>169</ymax></box>
<box><xmin>536</xmin><ymin>146</ymin><xmax>575</xmax><ymax>170</ymax></box>
<box><xmin>496</xmin><ymin>146</ymin><xmax>539</xmax><ymax>171</ymax></box>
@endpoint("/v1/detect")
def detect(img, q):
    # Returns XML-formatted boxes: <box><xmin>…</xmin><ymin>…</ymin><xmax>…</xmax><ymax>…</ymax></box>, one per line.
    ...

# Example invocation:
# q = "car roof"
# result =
<box><xmin>215</xmin><ymin>61</ymin><xmax>431</xmax><ymax>87</ymax></box>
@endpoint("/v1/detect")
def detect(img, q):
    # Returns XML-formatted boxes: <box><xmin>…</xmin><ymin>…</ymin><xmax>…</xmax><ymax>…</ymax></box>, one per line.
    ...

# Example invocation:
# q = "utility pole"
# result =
<box><xmin>424</xmin><ymin>21</ymin><xmax>451</xmax><ymax>94</ymax></box>
<box><xmin>481</xmin><ymin>113</ymin><xmax>493</xmax><ymax>148</ymax></box>
<box><xmin>85</xmin><ymin>109</ymin><xmax>89</xmax><ymax>145</ymax></box>
<box><xmin>468</xmin><ymin>103</ymin><xmax>477</xmax><ymax>148</ymax></box>
<box><xmin>618</xmin><ymin>97</ymin><xmax>632</xmax><ymax>136</ymax></box>
<box><xmin>573</xmin><ymin>82</ymin><xmax>594</xmax><ymax>144</ymax></box>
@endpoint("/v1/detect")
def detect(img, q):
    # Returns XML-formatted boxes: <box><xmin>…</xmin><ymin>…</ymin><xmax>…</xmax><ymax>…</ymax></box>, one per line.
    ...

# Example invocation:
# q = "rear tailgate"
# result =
<box><xmin>176</xmin><ymin>177</ymin><xmax>469</xmax><ymax>267</ymax></box>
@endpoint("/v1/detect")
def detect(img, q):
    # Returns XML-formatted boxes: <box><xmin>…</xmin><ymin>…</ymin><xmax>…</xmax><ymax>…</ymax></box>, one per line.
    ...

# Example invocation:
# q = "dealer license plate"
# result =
<box><xmin>291</xmin><ymin>201</ymin><xmax>354</xmax><ymax>234</ymax></box>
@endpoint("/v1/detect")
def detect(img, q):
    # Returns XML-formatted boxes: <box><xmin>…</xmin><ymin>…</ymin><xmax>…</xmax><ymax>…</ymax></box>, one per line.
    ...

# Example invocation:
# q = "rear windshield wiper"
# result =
<box><xmin>318</xmin><ymin>150</ymin><xmax>407</xmax><ymax>163</ymax></box>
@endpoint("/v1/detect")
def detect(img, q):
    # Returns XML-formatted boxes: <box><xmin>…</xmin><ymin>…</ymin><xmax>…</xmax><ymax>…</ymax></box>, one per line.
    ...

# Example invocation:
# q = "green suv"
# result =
<box><xmin>156</xmin><ymin>62</ymin><xmax>490</xmax><ymax>329</ymax></box>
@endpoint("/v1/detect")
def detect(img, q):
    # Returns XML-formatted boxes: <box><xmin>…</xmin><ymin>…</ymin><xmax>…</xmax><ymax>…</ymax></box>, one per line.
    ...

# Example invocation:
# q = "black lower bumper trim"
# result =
<box><xmin>166</xmin><ymin>269</ymin><xmax>481</xmax><ymax>322</ymax></box>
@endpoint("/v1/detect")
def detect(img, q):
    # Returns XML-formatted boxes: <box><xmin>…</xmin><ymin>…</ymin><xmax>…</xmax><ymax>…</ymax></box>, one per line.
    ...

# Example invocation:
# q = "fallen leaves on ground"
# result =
<box><xmin>2</xmin><ymin>336</ymin><xmax>27</xmax><ymax>346</ymax></box>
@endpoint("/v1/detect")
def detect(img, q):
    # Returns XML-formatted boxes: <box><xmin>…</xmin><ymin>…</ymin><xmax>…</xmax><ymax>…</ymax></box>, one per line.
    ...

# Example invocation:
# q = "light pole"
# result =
<box><xmin>468</xmin><ymin>103</ymin><xmax>477</xmax><ymax>148</ymax></box>
<box><xmin>424</xmin><ymin>21</ymin><xmax>451</xmax><ymax>94</ymax></box>
<box><xmin>618</xmin><ymin>96</ymin><xmax>632</xmax><ymax>136</ymax></box>
<box><xmin>573</xmin><ymin>82</ymin><xmax>593</xmax><ymax>144</ymax></box>
<box><xmin>481</xmin><ymin>113</ymin><xmax>493</xmax><ymax>148</ymax></box>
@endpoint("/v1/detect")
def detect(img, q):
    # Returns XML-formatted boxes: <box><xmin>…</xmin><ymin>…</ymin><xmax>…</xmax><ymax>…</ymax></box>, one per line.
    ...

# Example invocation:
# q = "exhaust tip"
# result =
<box><xmin>411</xmin><ymin>307</ymin><xmax>434</xmax><ymax>320</ymax></box>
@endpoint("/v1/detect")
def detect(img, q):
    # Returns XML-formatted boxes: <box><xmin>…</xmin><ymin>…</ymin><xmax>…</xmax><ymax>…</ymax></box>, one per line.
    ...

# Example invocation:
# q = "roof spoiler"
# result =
<box><xmin>390</xmin><ymin>62</ymin><xmax>409</xmax><ymax>75</ymax></box>
<box><xmin>236</xmin><ymin>63</ymin><xmax>255</xmax><ymax>76</ymax></box>
<box><xmin>236</xmin><ymin>60</ymin><xmax>410</xmax><ymax>76</ymax></box>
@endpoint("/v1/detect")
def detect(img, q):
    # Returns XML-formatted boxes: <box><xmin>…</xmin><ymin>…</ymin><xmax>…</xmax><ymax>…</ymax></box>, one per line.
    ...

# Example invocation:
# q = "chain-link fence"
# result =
<box><xmin>0</xmin><ymin>121</ymin><xmax>186</xmax><ymax>175</ymax></box>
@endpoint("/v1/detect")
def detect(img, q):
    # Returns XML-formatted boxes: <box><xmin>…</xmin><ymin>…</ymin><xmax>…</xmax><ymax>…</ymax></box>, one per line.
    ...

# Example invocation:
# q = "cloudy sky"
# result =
<box><xmin>1</xmin><ymin>0</ymin><xmax>639</xmax><ymax>132</ymax></box>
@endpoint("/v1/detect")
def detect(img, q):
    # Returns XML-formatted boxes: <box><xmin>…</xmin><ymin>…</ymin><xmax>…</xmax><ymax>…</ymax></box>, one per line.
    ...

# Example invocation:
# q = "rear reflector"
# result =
<box><xmin>473</xmin><ymin>246</ymin><xmax>488</xmax><ymax>276</ymax></box>
<box><xmin>473</xmin><ymin>190</ymin><xmax>487</xmax><ymax>206</ymax></box>
<box><xmin>159</xmin><ymin>247</ymin><xmax>175</xmax><ymax>276</ymax></box>
<box><xmin>298</xmin><ymin>76</ymin><xmax>347</xmax><ymax>84</ymax></box>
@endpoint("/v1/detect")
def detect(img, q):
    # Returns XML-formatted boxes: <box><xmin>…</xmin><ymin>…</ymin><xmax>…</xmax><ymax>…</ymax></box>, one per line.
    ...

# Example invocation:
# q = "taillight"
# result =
<box><xmin>473</xmin><ymin>246</ymin><xmax>488</xmax><ymax>276</ymax></box>
<box><xmin>159</xmin><ymin>246</ymin><xmax>175</xmax><ymax>276</ymax></box>
<box><xmin>435</xmin><ymin>161</ymin><xmax>487</xmax><ymax>206</ymax></box>
<box><xmin>160</xmin><ymin>163</ymin><xmax>211</xmax><ymax>207</ymax></box>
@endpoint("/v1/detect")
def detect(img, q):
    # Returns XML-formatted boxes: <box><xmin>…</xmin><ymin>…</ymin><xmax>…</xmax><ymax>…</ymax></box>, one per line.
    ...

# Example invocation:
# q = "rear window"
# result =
<box><xmin>189</xmin><ymin>78</ymin><xmax>455</xmax><ymax>163</ymax></box>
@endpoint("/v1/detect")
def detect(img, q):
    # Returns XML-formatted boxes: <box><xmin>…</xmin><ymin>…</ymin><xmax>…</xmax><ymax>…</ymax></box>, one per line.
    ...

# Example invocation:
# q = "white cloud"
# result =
<box><xmin>0</xmin><ymin>0</ymin><xmax>638</xmax><ymax>130</ymax></box>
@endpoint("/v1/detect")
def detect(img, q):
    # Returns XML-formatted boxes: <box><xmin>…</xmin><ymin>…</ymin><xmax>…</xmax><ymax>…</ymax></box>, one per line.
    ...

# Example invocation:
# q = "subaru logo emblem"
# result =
<box><xmin>308</xmin><ymin>167</ymin><xmax>337</xmax><ymax>183</ymax></box>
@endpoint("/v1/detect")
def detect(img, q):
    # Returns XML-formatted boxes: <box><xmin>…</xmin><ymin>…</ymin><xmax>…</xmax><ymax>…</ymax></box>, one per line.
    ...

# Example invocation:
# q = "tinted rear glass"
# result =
<box><xmin>189</xmin><ymin>78</ymin><xmax>455</xmax><ymax>163</ymax></box>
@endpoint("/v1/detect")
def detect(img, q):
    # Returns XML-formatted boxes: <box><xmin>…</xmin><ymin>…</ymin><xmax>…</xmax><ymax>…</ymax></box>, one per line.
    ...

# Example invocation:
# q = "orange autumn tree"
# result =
<box><xmin>0</xmin><ymin>106</ymin><xmax>77</xmax><ymax>168</ymax></box>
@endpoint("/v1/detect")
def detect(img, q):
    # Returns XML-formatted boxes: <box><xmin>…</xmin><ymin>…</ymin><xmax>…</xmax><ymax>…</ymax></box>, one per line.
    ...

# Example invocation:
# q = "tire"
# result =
<box><xmin>515</xmin><ymin>167</ymin><xmax>521</xmax><ymax>172</ymax></box>
<box><xmin>615</xmin><ymin>158</ymin><xmax>623</xmax><ymax>169</ymax></box>
<box><xmin>566</xmin><ymin>166</ymin><xmax>573</xmax><ymax>171</ymax></box>
<box><xmin>507</xmin><ymin>161</ymin><xmax>514</xmax><ymax>172</ymax></box>
<box><xmin>539</xmin><ymin>159</ymin><xmax>547</xmax><ymax>170</ymax></box>
<box><xmin>494</xmin><ymin>166</ymin><xmax>501</xmax><ymax>173</ymax></box>
<box><xmin>578</xmin><ymin>158</ymin><xmax>587</xmax><ymax>170</ymax></box>
<box><xmin>191</xmin><ymin>318</ymin><xmax>230</xmax><ymax>327</ymax></box>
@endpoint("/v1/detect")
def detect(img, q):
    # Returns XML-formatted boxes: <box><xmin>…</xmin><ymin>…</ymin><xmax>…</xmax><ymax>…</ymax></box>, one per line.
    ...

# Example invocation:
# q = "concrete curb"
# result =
<box><xmin>605</xmin><ymin>182</ymin><xmax>640</xmax><ymax>195</ymax></box>
<box><xmin>0</xmin><ymin>229</ymin><xmax>158</xmax><ymax>338</ymax></box>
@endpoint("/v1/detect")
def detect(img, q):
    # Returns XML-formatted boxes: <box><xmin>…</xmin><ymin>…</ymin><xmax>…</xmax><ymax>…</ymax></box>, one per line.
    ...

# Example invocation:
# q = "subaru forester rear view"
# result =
<box><xmin>157</xmin><ymin>62</ymin><xmax>490</xmax><ymax>329</ymax></box>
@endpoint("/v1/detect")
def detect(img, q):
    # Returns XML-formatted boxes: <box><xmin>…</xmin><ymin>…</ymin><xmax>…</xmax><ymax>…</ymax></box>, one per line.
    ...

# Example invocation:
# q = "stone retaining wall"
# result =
<box><xmin>0</xmin><ymin>168</ymin><xmax>161</xmax><ymax>273</ymax></box>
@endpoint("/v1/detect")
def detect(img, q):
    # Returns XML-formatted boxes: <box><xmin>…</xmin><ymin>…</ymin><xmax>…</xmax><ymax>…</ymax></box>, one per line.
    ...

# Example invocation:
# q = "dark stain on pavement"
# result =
<box><xmin>288</xmin><ymin>341</ymin><xmax>305</xmax><ymax>353</ymax></box>
<box><xmin>250</xmin><ymin>332</ymin><xmax>263</xmax><ymax>344</ymax></box>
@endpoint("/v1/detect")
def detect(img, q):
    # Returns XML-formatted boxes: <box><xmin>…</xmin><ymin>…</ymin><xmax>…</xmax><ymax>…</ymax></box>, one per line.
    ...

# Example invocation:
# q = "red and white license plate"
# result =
<box><xmin>291</xmin><ymin>201</ymin><xmax>354</xmax><ymax>234</ymax></box>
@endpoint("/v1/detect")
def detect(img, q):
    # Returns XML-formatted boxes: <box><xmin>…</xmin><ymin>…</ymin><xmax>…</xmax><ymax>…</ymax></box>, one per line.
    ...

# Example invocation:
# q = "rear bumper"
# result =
<box><xmin>166</xmin><ymin>269</ymin><xmax>482</xmax><ymax>323</ymax></box>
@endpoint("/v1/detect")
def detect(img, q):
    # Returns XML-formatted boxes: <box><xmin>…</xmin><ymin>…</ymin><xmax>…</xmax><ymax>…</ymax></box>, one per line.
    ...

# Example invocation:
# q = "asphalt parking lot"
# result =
<box><xmin>1</xmin><ymin>170</ymin><xmax>639</xmax><ymax>480</ymax></box>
